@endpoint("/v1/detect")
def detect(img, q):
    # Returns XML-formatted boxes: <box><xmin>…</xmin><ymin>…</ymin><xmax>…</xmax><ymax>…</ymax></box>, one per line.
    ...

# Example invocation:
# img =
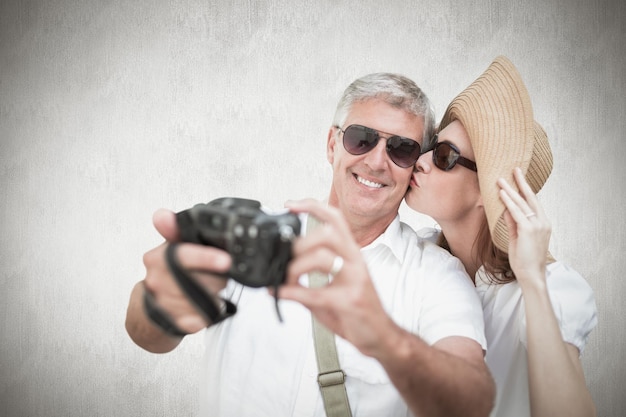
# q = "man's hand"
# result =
<box><xmin>278</xmin><ymin>199</ymin><xmax>396</xmax><ymax>357</ymax></box>
<box><xmin>125</xmin><ymin>209</ymin><xmax>232</xmax><ymax>352</ymax></box>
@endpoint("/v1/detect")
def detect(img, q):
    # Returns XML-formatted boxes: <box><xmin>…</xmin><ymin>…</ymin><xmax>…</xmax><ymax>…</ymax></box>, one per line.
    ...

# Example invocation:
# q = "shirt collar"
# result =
<box><xmin>361</xmin><ymin>215</ymin><xmax>405</xmax><ymax>262</ymax></box>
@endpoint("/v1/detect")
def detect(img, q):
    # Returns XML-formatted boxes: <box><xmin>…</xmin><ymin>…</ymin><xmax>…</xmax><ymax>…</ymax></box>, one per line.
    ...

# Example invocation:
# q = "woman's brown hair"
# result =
<box><xmin>438</xmin><ymin>217</ymin><xmax>516</xmax><ymax>285</ymax></box>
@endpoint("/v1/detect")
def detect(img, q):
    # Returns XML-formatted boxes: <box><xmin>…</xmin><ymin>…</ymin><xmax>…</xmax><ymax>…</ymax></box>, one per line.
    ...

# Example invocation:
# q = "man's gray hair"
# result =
<box><xmin>332</xmin><ymin>73</ymin><xmax>435</xmax><ymax>143</ymax></box>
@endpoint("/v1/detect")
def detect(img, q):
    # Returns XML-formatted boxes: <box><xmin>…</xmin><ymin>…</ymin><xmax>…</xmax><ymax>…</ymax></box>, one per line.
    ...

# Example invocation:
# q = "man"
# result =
<box><xmin>126</xmin><ymin>73</ymin><xmax>495</xmax><ymax>416</ymax></box>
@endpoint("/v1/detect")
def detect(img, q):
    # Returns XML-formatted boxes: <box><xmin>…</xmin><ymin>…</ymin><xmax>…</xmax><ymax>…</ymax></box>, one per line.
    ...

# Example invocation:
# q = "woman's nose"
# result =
<box><xmin>414</xmin><ymin>151</ymin><xmax>432</xmax><ymax>173</ymax></box>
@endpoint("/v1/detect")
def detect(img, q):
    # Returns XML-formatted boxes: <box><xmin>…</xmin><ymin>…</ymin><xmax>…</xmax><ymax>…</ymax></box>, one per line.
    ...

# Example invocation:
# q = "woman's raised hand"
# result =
<box><xmin>497</xmin><ymin>167</ymin><xmax>552</xmax><ymax>286</ymax></box>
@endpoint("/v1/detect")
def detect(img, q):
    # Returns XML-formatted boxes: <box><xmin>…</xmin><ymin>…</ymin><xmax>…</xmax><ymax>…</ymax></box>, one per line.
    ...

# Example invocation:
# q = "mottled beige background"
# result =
<box><xmin>1</xmin><ymin>0</ymin><xmax>624</xmax><ymax>416</ymax></box>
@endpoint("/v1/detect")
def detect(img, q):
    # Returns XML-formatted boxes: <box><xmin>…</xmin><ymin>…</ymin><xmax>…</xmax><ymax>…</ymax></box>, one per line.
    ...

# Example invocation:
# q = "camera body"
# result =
<box><xmin>176</xmin><ymin>197</ymin><xmax>301</xmax><ymax>288</ymax></box>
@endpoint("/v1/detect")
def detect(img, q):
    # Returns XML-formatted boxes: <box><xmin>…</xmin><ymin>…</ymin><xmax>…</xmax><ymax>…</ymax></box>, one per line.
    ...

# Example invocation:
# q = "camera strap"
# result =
<box><xmin>143</xmin><ymin>286</ymin><xmax>189</xmax><ymax>337</ymax></box>
<box><xmin>143</xmin><ymin>243</ymin><xmax>237</xmax><ymax>336</ymax></box>
<box><xmin>307</xmin><ymin>215</ymin><xmax>353</xmax><ymax>417</ymax></box>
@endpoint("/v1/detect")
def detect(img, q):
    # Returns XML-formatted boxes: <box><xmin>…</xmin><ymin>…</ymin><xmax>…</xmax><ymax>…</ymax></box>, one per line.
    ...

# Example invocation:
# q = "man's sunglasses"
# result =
<box><xmin>336</xmin><ymin>124</ymin><xmax>422</xmax><ymax>168</ymax></box>
<box><xmin>427</xmin><ymin>134</ymin><xmax>477</xmax><ymax>172</ymax></box>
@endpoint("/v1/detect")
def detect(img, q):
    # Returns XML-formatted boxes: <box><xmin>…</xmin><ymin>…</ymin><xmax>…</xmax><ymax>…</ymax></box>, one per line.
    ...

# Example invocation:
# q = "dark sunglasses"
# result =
<box><xmin>337</xmin><ymin>124</ymin><xmax>422</xmax><ymax>168</ymax></box>
<box><xmin>428</xmin><ymin>134</ymin><xmax>477</xmax><ymax>172</ymax></box>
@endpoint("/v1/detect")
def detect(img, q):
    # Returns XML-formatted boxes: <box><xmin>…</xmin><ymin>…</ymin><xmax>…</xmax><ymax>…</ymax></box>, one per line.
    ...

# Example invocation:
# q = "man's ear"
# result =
<box><xmin>327</xmin><ymin>127</ymin><xmax>337</xmax><ymax>164</ymax></box>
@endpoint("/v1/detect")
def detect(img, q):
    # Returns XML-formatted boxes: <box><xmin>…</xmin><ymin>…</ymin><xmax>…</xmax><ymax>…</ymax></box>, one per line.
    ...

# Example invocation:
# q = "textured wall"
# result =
<box><xmin>1</xmin><ymin>0</ymin><xmax>624</xmax><ymax>416</ymax></box>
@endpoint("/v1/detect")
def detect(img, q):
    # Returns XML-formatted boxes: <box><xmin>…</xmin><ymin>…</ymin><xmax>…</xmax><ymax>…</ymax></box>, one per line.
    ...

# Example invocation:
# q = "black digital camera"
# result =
<box><xmin>176</xmin><ymin>197</ymin><xmax>301</xmax><ymax>288</ymax></box>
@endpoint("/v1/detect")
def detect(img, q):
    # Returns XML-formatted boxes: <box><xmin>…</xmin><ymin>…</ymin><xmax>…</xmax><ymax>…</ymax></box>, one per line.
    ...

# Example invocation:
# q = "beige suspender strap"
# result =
<box><xmin>306</xmin><ymin>215</ymin><xmax>353</xmax><ymax>417</ymax></box>
<box><xmin>310</xmin><ymin>271</ymin><xmax>352</xmax><ymax>417</ymax></box>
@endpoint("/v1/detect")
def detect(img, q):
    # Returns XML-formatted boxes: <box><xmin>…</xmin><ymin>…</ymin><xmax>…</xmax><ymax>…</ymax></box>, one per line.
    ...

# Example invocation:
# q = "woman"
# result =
<box><xmin>405</xmin><ymin>56</ymin><xmax>598</xmax><ymax>417</ymax></box>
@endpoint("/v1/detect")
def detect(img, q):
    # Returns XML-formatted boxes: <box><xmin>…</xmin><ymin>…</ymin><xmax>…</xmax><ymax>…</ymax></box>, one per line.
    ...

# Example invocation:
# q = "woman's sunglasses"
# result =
<box><xmin>337</xmin><ymin>124</ymin><xmax>422</xmax><ymax>168</ymax></box>
<box><xmin>428</xmin><ymin>134</ymin><xmax>477</xmax><ymax>172</ymax></box>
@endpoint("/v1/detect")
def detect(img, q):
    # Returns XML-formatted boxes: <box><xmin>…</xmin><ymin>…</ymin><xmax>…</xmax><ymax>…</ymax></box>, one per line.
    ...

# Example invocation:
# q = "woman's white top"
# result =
<box><xmin>476</xmin><ymin>262</ymin><xmax>597</xmax><ymax>417</ymax></box>
<box><xmin>418</xmin><ymin>227</ymin><xmax>598</xmax><ymax>417</ymax></box>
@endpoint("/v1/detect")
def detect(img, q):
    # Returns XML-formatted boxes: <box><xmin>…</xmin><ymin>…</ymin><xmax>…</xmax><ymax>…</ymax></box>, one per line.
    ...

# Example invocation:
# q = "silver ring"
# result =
<box><xmin>526</xmin><ymin>212</ymin><xmax>536</xmax><ymax>218</ymax></box>
<box><xmin>329</xmin><ymin>256</ymin><xmax>344</xmax><ymax>277</ymax></box>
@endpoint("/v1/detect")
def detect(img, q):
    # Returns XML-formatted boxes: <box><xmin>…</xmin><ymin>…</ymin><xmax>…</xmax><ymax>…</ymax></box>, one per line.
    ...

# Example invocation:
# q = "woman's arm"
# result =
<box><xmin>522</xmin><ymin>278</ymin><xmax>596</xmax><ymax>417</ymax></box>
<box><xmin>498</xmin><ymin>168</ymin><xmax>596</xmax><ymax>417</ymax></box>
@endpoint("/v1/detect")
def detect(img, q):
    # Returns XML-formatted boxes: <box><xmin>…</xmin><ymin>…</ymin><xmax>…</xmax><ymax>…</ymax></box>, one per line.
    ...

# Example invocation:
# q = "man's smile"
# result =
<box><xmin>355</xmin><ymin>174</ymin><xmax>384</xmax><ymax>189</ymax></box>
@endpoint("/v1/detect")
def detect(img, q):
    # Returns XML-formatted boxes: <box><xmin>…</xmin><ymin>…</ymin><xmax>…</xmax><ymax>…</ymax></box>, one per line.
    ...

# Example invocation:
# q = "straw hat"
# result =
<box><xmin>439</xmin><ymin>56</ymin><xmax>553</xmax><ymax>253</ymax></box>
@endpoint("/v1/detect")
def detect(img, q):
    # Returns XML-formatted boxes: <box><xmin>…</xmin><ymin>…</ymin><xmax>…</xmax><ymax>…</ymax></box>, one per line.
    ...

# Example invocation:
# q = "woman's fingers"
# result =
<box><xmin>497</xmin><ymin>168</ymin><xmax>552</xmax><ymax>272</ymax></box>
<box><xmin>498</xmin><ymin>168</ymin><xmax>548</xmax><ymax>223</ymax></box>
<box><xmin>501</xmin><ymin>207</ymin><xmax>518</xmax><ymax>241</ymax></box>
<box><xmin>512</xmin><ymin>167</ymin><xmax>547</xmax><ymax>218</ymax></box>
<box><xmin>498</xmin><ymin>176</ymin><xmax>532</xmax><ymax>215</ymax></box>
<box><xmin>498</xmin><ymin>184</ymin><xmax>529</xmax><ymax>225</ymax></box>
